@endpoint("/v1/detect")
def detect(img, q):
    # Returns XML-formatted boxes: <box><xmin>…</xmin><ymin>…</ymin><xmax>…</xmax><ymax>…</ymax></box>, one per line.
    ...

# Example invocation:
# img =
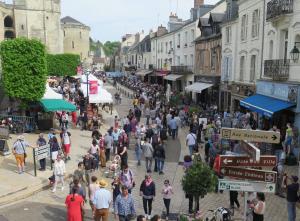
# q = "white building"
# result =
<box><xmin>150</xmin><ymin>1</ymin><xmax>214</xmax><ymax>91</ymax></box>
<box><xmin>254</xmin><ymin>0</ymin><xmax>300</xmax><ymax>129</ymax></box>
<box><xmin>220</xmin><ymin>0</ymin><xmax>264</xmax><ymax>111</ymax></box>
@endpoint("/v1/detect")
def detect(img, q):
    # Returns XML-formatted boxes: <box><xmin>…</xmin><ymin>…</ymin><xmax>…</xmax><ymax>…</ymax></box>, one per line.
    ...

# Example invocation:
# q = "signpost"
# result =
<box><xmin>220</xmin><ymin>155</ymin><xmax>277</xmax><ymax>168</ymax></box>
<box><xmin>220</xmin><ymin>167</ymin><xmax>277</xmax><ymax>183</ymax></box>
<box><xmin>240</xmin><ymin>141</ymin><xmax>260</xmax><ymax>162</ymax></box>
<box><xmin>33</xmin><ymin>144</ymin><xmax>51</xmax><ymax>177</ymax></box>
<box><xmin>218</xmin><ymin>179</ymin><xmax>275</xmax><ymax>193</ymax></box>
<box><xmin>220</xmin><ymin>127</ymin><xmax>280</xmax><ymax>144</ymax></box>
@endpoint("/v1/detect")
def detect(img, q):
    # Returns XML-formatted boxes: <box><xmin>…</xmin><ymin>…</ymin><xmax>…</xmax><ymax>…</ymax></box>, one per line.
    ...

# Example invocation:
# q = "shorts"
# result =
<box><xmin>63</xmin><ymin>144</ymin><xmax>71</xmax><ymax>154</ymax></box>
<box><xmin>15</xmin><ymin>154</ymin><xmax>25</xmax><ymax>165</ymax></box>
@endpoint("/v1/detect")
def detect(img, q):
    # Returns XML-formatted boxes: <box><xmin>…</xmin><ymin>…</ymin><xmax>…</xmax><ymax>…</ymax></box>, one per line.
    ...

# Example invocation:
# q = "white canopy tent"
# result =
<box><xmin>80</xmin><ymin>83</ymin><xmax>113</xmax><ymax>104</ymax></box>
<box><xmin>81</xmin><ymin>74</ymin><xmax>104</xmax><ymax>87</ymax></box>
<box><xmin>42</xmin><ymin>84</ymin><xmax>63</xmax><ymax>99</ymax></box>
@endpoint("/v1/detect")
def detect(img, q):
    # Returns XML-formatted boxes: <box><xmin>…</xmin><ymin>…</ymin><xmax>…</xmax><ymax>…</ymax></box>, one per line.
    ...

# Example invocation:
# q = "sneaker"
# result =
<box><xmin>166</xmin><ymin>216</ymin><xmax>169</xmax><ymax>220</ymax></box>
<box><xmin>52</xmin><ymin>188</ymin><xmax>56</xmax><ymax>193</ymax></box>
<box><xmin>61</xmin><ymin>186</ymin><xmax>64</xmax><ymax>191</ymax></box>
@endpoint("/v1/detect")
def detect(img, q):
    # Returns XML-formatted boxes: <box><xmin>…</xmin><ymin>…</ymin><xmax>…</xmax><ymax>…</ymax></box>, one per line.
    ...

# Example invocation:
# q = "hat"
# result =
<box><xmin>99</xmin><ymin>179</ymin><xmax>108</xmax><ymax>188</ymax></box>
<box><xmin>292</xmin><ymin>176</ymin><xmax>299</xmax><ymax>182</ymax></box>
<box><xmin>17</xmin><ymin>135</ymin><xmax>25</xmax><ymax>141</ymax></box>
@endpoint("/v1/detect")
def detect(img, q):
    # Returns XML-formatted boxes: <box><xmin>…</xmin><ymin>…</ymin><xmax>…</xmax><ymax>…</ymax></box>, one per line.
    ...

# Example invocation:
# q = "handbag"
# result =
<box><xmin>126</xmin><ymin>214</ymin><xmax>136</xmax><ymax>220</ymax></box>
<box><xmin>20</xmin><ymin>141</ymin><xmax>27</xmax><ymax>165</ymax></box>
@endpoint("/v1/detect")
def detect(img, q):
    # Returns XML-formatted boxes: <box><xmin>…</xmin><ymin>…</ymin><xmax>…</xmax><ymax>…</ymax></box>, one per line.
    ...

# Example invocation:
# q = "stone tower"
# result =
<box><xmin>194</xmin><ymin>0</ymin><xmax>204</xmax><ymax>8</ymax></box>
<box><xmin>13</xmin><ymin>0</ymin><xmax>63</xmax><ymax>53</ymax></box>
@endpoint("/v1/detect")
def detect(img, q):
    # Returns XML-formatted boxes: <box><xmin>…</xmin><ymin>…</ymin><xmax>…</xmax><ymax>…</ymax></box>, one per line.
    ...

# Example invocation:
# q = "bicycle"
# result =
<box><xmin>204</xmin><ymin>207</ymin><xmax>233</xmax><ymax>221</ymax></box>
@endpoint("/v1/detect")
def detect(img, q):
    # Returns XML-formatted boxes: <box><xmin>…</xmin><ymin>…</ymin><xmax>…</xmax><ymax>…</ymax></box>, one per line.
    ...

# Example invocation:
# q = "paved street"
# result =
<box><xmin>0</xmin><ymin>84</ymin><xmax>299</xmax><ymax>221</ymax></box>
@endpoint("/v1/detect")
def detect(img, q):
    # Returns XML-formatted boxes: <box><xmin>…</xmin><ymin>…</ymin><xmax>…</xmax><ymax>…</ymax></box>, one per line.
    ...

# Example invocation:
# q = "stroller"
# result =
<box><xmin>104</xmin><ymin>155</ymin><xmax>121</xmax><ymax>178</ymax></box>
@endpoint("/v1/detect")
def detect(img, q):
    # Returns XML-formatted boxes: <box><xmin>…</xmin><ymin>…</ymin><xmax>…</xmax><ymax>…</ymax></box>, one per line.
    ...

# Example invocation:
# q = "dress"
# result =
<box><xmin>65</xmin><ymin>194</ymin><xmax>84</xmax><ymax>221</ymax></box>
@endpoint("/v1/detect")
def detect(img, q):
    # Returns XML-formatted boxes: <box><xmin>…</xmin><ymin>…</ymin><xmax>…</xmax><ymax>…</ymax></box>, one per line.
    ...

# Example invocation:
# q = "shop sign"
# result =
<box><xmin>240</xmin><ymin>141</ymin><xmax>260</xmax><ymax>162</ymax></box>
<box><xmin>220</xmin><ymin>167</ymin><xmax>277</xmax><ymax>183</ymax></box>
<box><xmin>220</xmin><ymin>127</ymin><xmax>280</xmax><ymax>144</ymax></box>
<box><xmin>256</xmin><ymin>81</ymin><xmax>298</xmax><ymax>103</ymax></box>
<box><xmin>220</xmin><ymin>155</ymin><xmax>277</xmax><ymax>167</ymax></box>
<box><xmin>218</xmin><ymin>179</ymin><xmax>275</xmax><ymax>193</ymax></box>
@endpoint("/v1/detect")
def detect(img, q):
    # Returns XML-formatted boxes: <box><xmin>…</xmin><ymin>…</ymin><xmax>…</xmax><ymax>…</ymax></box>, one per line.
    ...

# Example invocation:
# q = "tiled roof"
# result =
<box><xmin>61</xmin><ymin>16</ymin><xmax>85</xmax><ymax>25</ymax></box>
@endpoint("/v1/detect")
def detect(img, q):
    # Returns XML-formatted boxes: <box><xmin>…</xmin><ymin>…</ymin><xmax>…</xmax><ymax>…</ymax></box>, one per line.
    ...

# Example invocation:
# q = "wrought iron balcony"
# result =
<box><xmin>171</xmin><ymin>65</ymin><xmax>194</xmax><ymax>73</ymax></box>
<box><xmin>267</xmin><ymin>0</ymin><xmax>293</xmax><ymax>21</ymax></box>
<box><xmin>264</xmin><ymin>59</ymin><xmax>290</xmax><ymax>80</ymax></box>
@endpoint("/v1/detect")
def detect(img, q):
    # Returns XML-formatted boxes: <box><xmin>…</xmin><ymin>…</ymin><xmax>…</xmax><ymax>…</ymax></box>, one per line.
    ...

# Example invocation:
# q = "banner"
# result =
<box><xmin>89</xmin><ymin>80</ymin><xmax>98</xmax><ymax>95</ymax></box>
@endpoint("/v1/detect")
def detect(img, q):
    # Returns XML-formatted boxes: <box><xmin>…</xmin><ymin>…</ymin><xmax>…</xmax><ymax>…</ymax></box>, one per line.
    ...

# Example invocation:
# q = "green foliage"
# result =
<box><xmin>104</xmin><ymin>64</ymin><xmax>110</xmax><ymax>72</ymax></box>
<box><xmin>182</xmin><ymin>162</ymin><xmax>218</xmax><ymax>199</ymax></box>
<box><xmin>189</xmin><ymin>106</ymin><xmax>201</xmax><ymax>115</ymax></box>
<box><xmin>103</xmin><ymin>41</ymin><xmax>121</xmax><ymax>57</ymax></box>
<box><xmin>0</xmin><ymin>38</ymin><xmax>47</xmax><ymax>101</ymax></box>
<box><xmin>90</xmin><ymin>38</ymin><xmax>120</xmax><ymax>57</ymax></box>
<box><xmin>46</xmin><ymin>53</ymin><xmax>80</xmax><ymax>76</ymax></box>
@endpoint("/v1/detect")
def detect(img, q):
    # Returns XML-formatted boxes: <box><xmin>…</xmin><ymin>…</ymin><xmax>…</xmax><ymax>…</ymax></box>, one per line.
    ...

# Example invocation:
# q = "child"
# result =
<box><xmin>161</xmin><ymin>179</ymin><xmax>173</xmax><ymax>220</ymax></box>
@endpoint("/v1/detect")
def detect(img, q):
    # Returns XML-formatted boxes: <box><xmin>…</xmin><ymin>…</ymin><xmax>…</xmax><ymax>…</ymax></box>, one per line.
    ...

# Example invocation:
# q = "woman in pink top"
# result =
<box><xmin>161</xmin><ymin>179</ymin><xmax>174</xmax><ymax>220</ymax></box>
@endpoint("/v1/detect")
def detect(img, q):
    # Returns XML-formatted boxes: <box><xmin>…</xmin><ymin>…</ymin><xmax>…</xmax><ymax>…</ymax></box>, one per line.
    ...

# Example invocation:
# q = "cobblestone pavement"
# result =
<box><xmin>0</xmin><ymin>84</ymin><xmax>299</xmax><ymax>221</ymax></box>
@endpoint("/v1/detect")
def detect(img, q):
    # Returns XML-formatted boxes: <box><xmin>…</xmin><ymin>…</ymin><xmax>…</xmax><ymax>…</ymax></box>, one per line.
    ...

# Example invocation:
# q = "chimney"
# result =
<box><xmin>194</xmin><ymin>0</ymin><xmax>204</xmax><ymax>8</ymax></box>
<box><xmin>157</xmin><ymin>25</ymin><xmax>168</xmax><ymax>37</ymax></box>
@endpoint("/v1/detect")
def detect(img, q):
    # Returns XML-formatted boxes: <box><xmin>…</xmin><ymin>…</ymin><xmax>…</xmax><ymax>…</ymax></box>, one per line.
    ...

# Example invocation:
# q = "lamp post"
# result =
<box><xmin>85</xmin><ymin>69</ymin><xmax>91</xmax><ymax>106</ymax></box>
<box><xmin>290</xmin><ymin>45</ymin><xmax>300</xmax><ymax>63</ymax></box>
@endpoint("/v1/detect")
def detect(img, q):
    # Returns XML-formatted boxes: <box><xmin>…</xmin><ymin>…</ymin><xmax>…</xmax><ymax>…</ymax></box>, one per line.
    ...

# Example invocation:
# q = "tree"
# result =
<box><xmin>46</xmin><ymin>53</ymin><xmax>80</xmax><ymax>76</ymax></box>
<box><xmin>0</xmin><ymin>38</ymin><xmax>47</xmax><ymax>102</ymax></box>
<box><xmin>181</xmin><ymin>162</ymin><xmax>218</xmax><ymax>213</ymax></box>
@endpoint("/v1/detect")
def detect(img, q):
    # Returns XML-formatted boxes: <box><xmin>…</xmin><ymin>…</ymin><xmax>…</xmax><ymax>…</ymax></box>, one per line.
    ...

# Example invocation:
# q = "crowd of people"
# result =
<box><xmin>11</xmin><ymin>74</ymin><xmax>300</xmax><ymax>221</ymax></box>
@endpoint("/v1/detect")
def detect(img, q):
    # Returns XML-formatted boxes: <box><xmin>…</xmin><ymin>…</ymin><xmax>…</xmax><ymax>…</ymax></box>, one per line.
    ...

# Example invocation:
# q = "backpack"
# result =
<box><xmin>152</xmin><ymin>134</ymin><xmax>159</xmax><ymax>146</ymax></box>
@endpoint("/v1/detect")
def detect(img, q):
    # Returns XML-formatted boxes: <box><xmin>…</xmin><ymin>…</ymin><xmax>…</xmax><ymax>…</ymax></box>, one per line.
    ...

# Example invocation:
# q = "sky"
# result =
<box><xmin>61</xmin><ymin>0</ymin><xmax>219</xmax><ymax>43</ymax></box>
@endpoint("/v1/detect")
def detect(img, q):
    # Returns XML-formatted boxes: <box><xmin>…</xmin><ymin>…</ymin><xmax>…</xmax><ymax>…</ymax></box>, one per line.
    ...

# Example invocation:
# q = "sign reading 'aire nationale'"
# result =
<box><xmin>220</xmin><ymin>128</ymin><xmax>280</xmax><ymax>144</ymax></box>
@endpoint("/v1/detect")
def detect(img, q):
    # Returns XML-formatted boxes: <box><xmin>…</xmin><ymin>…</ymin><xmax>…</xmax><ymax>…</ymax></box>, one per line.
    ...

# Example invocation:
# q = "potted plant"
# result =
<box><xmin>181</xmin><ymin>162</ymin><xmax>218</xmax><ymax>216</ymax></box>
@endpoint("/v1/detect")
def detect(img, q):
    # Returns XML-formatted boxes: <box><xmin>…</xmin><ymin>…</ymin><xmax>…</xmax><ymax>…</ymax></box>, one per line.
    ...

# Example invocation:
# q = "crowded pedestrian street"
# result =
<box><xmin>1</xmin><ymin>0</ymin><xmax>300</xmax><ymax>221</ymax></box>
<box><xmin>0</xmin><ymin>82</ymin><xmax>299</xmax><ymax>221</ymax></box>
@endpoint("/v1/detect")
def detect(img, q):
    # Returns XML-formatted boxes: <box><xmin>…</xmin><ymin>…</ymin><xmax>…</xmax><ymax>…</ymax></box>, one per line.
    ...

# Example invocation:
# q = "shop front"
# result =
<box><xmin>230</xmin><ymin>82</ymin><xmax>255</xmax><ymax>112</ymax></box>
<box><xmin>185</xmin><ymin>75</ymin><xmax>220</xmax><ymax>107</ymax></box>
<box><xmin>240</xmin><ymin>80</ymin><xmax>299</xmax><ymax>130</ymax></box>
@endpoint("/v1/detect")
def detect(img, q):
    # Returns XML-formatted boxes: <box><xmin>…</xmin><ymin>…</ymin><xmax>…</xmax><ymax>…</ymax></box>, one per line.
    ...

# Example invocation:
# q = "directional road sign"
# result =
<box><xmin>218</xmin><ymin>179</ymin><xmax>275</xmax><ymax>193</ymax></box>
<box><xmin>240</xmin><ymin>140</ymin><xmax>260</xmax><ymax>162</ymax></box>
<box><xmin>220</xmin><ymin>166</ymin><xmax>277</xmax><ymax>183</ymax></box>
<box><xmin>34</xmin><ymin>144</ymin><xmax>50</xmax><ymax>161</ymax></box>
<box><xmin>220</xmin><ymin>155</ymin><xmax>277</xmax><ymax>167</ymax></box>
<box><xmin>220</xmin><ymin>127</ymin><xmax>280</xmax><ymax>144</ymax></box>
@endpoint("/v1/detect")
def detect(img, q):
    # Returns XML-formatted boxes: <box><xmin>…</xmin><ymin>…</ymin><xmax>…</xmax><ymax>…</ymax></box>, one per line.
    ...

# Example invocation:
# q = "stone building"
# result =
<box><xmin>0</xmin><ymin>0</ymin><xmax>63</xmax><ymax>54</ymax></box>
<box><xmin>61</xmin><ymin>16</ymin><xmax>91</xmax><ymax>62</ymax></box>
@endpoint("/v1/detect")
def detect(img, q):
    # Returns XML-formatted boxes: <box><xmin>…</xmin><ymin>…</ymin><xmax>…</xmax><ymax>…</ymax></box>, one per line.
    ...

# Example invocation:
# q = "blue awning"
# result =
<box><xmin>240</xmin><ymin>94</ymin><xmax>295</xmax><ymax>117</ymax></box>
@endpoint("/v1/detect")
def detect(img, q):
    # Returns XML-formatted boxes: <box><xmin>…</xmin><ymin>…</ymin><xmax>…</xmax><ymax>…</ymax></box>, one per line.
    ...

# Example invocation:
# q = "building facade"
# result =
<box><xmin>61</xmin><ymin>16</ymin><xmax>91</xmax><ymax>62</ymax></box>
<box><xmin>192</xmin><ymin>0</ymin><xmax>226</xmax><ymax>107</ymax></box>
<box><xmin>0</xmin><ymin>0</ymin><xmax>63</xmax><ymax>53</ymax></box>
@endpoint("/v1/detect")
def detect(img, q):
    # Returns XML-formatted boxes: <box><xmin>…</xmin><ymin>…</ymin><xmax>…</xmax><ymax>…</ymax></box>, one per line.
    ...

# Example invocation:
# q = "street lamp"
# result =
<box><xmin>290</xmin><ymin>45</ymin><xmax>300</xmax><ymax>63</ymax></box>
<box><xmin>85</xmin><ymin>69</ymin><xmax>91</xmax><ymax>106</ymax></box>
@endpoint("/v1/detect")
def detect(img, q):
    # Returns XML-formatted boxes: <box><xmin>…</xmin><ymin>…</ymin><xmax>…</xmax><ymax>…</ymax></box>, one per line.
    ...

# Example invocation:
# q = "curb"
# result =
<box><xmin>0</xmin><ymin>174</ymin><xmax>72</xmax><ymax>207</ymax></box>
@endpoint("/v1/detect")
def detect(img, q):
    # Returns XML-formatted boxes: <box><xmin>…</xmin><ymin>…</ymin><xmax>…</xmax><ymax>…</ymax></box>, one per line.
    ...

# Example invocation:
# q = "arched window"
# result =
<box><xmin>4</xmin><ymin>30</ymin><xmax>15</xmax><ymax>39</ymax></box>
<box><xmin>4</xmin><ymin>16</ymin><xmax>13</xmax><ymax>28</ymax></box>
<box><xmin>269</xmin><ymin>40</ymin><xmax>273</xmax><ymax>59</ymax></box>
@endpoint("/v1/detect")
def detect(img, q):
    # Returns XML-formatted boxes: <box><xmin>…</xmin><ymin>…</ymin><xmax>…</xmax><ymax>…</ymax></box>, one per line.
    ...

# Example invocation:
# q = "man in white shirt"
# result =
<box><xmin>186</xmin><ymin>130</ymin><xmax>197</xmax><ymax>156</ymax></box>
<box><xmin>92</xmin><ymin>179</ymin><xmax>112</xmax><ymax>221</ymax></box>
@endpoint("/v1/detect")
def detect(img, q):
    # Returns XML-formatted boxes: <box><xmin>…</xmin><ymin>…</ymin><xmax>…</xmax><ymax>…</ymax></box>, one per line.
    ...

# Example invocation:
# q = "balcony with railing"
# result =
<box><xmin>264</xmin><ymin>59</ymin><xmax>290</xmax><ymax>81</ymax></box>
<box><xmin>171</xmin><ymin>65</ymin><xmax>194</xmax><ymax>74</ymax></box>
<box><xmin>266</xmin><ymin>0</ymin><xmax>293</xmax><ymax>21</ymax></box>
